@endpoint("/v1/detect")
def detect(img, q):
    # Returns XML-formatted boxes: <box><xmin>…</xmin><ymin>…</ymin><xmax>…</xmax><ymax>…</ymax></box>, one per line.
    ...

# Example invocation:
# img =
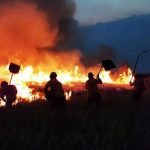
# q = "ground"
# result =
<box><xmin>0</xmin><ymin>89</ymin><xmax>150</xmax><ymax>150</ymax></box>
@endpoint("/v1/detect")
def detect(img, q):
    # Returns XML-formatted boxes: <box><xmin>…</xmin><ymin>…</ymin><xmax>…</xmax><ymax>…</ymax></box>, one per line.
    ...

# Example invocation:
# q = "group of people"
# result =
<box><xmin>42</xmin><ymin>72</ymin><xmax>147</xmax><ymax>106</ymax></box>
<box><xmin>44</xmin><ymin>71</ymin><xmax>103</xmax><ymax>108</ymax></box>
<box><xmin>0</xmin><ymin>71</ymin><xmax>146</xmax><ymax>108</ymax></box>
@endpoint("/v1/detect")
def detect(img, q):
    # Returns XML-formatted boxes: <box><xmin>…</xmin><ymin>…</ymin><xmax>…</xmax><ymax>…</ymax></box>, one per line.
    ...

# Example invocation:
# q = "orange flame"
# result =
<box><xmin>0</xmin><ymin>3</ymin><xmax>133</xmax><ymax>106</ymax></box>
<box><xmin>0</xmin><ymin>61</ymin><xmax>133</xmax><ymax>105</ymax></box>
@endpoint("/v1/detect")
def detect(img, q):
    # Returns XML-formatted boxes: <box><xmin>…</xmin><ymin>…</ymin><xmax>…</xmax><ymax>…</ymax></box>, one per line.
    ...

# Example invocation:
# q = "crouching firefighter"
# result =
<box><xmin>85</xmin><ymin>72</ymin><xmax>103</xmax><ymax>106</ymax></box>
<box><xmin>44</xmin><ymin>72</ymin><xmax>66</xmax><ymax>108</ymax></box>
<box><xmin>0</xmin><ymin>81</ymin><xmax>17</xmax><ymax>108</ymax></box>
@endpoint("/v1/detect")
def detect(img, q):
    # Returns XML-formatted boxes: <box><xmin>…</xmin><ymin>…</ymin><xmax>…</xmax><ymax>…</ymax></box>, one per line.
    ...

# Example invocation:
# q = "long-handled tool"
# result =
<box><xmin>130</xmin><ymin>50</ymin><xmax>148</xmax><ymax>82</ymax></box>
<box><xmin>9</xmin><ymin>62</ymin><xmax>20</xmax><ymax>84</ymax></box>
<box><xmin>97</xmin><ymin>59</ymin><xmax>116</xmax><ymax>76</ymax></box>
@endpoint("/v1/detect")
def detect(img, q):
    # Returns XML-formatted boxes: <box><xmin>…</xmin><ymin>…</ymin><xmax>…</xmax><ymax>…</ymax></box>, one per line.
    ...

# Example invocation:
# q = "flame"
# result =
<box><xmin>0</xmin><ymin>3</ymin><xmax>133</xmax><ymax>106</ymax></box>
<box><xmin>65</xmin><ymin>90</ymin><xmax>72</xmax><ymax>101</ymax></box>
<box><xmin>99</xmin><ymin>67</ymin><xmax>132</xmax><ymax>84</ymax></box>
<box><xmin>0</xmin><ymin>61</ymin><xmax>133</xmax><ymax>107</ymax></box>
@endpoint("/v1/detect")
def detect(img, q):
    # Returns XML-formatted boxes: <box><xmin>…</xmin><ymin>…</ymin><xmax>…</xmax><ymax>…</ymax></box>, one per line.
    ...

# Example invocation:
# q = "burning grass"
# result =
<box><xmin>0</xmin><ymin>63</ymin><xmax>133</xmax><ymax>106</ymax></box>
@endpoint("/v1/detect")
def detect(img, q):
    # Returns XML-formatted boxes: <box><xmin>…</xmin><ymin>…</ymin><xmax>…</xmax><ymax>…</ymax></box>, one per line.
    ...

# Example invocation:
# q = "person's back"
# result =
<box><xmin>5</xmin><ymin>84</ymin><xmax>17</xmax><ymax>107</ymax></box>
<box><xmin>85</xmin><ymin>78</ymin><xmax>99</xmax><ymax>98</ymax></box>
<box><xmin>0</xmin><ymin>81</ymin><xmax>17</xmax><ymax>107</ymax></box>
<box><xmin>46</xmin><ymin>78</ymin><xmax>64</xmax><ymax>98</ymax></box>
<box><xmin>134</xmin><ymin>77</ymin><xmax>145</xmax><ymax>93</ymax></box>
<box><xmin>130</xmin><ymin>75</ymin><xmax>146</xmax><ymax>102</ymax></box>
<box><xmin>44</xmin><ymin>72</ymin><xmax>66</xmax><ymax>108</ymax></box>
<box><xmin>85</xmin><ymin>72</ymin><xmax>102</xmax><ymax>105</ymax></box>
<box><xmin>6</xmin><ymin>84</ymin><xmax>17</xmax><ymax>99</ymax></box>
<box><xmin>0</xmin><ymin>81</ymin><xmax>8</xmax><ymax>102</ymax></box>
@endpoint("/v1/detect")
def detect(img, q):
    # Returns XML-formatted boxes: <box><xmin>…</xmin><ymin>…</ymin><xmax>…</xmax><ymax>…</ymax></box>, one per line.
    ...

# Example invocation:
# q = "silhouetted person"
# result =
<box><xmin>130</xmin><ymin>74</ymin><xmax>146</xmax><ymax>102</ymax></box>
<box><xmin>0</xmin><ymin>81</ymin><xmax>8</xmax><ymax>101</ymax></box>
<box><xmin>44</xmin><ymin>72</ymin><xmax>66</xmax><ymax>108</ymax></box>
<box><xmin>0</xmin><ymin>81</ymin><xmax>17</xmax><ymax>108</ymax></box>
<box><xmin>85</xmin><ymin>72</ymin><xmax>102</xmax><ymax>106</ymax></box>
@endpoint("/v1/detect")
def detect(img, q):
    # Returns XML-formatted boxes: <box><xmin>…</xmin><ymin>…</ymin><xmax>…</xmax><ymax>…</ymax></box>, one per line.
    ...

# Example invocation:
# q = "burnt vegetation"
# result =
<box><xmin>0</xmin><ymin>88</ymin><xmax>150</xmax><ymax>150</ymax></box>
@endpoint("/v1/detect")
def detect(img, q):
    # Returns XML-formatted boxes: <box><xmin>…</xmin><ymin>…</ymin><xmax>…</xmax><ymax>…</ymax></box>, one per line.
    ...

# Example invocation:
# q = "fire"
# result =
<box><xmin>0</xmin><ymin>2</ymin><xmax>133</xmax><ymax>106</ymax></box>
<box><xmin>0</xmin><ymin>62</ymin><xmax>133</xmax><ymax>106</ymax></box>
<box><xmin>99</xmin><ymin>67</ymin><xmax>132</xmax><ymax>84</ymax></box>
<box><xmin>65</xmin><ymin>90</ymin><xmax>72</xmax><ymax>101</ymax></box>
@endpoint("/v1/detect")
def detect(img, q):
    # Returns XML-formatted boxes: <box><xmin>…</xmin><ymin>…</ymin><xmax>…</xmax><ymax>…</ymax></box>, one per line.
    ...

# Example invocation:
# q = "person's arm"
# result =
<box><xmin>96</xmin><ymin>75</ymin><xmax>102</xmax><ymax>84</ymax></box>
<box><xmin>44</xmin><ymin>82</ymin><xmax>50</xmax><ymax>94</ymax></box>
<box><xmin>0</xmin><ymin>91</ymin><xmax>5</xmax><ymax>101</ymax></box>
<box><xmin>85</xmin><ymin>81</ymin><xmax>88</xmax><ymax>90</ymax></box>
<box><xmin>0</xmin><ymin>88</ymin><xmax>6</xmax><ymax>101</ymax></box>
<box><xmin>130</xmin><ymin>81</ymin><xmax>134</xmax><ymax>86</ymax></box>
<box><xmin>130</xmin><ymin>79</ymin><xmax>136</xmax><ymax>86</ymax></box>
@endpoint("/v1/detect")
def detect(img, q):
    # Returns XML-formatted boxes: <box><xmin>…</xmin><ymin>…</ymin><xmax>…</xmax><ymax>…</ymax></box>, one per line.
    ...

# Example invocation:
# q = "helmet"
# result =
<box><xmin>1</xmin><ymin>81</ymin><xmax>8</xmax><ymax>88</ymax></box>
<box><xmin>88</xmin><ymin>72</ymin><xmax>94</xmax><ymax>78</ymax></box>
<box><xmin>50</xmin><ymin>72</ymin><xmax>57</xmax><ymax>79</ymax></box>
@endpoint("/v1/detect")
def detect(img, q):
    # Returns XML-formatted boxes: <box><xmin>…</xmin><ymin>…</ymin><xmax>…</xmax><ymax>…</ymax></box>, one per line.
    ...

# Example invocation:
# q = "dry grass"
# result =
<box><xmin>0</xmin><ymin>88</ymin><xmax>150</xmax><ymax>150</ymax></box>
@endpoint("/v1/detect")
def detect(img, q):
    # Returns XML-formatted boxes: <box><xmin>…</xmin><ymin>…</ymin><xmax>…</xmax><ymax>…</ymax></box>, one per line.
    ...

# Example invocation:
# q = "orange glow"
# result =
<box><xmin>65</xmin><ymin>90</ymin><xmax>72</xmax><ymax>101</ymax></box>
<box><xmin>0</xmin><ymin>57</ymin><xmax>133</xmax><ymax>107</ymax></box>
<box><xmin>0</xmin><ymin>3</ymin><xmax>133</xmax><ymax>106</ymax></box>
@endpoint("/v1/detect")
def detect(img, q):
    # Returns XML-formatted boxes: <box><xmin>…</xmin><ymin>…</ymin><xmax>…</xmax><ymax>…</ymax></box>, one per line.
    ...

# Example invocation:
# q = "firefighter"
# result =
<box><xmin>44</xmin><ymin>72</ymin><xmax>66</xmax><ymax>108</ymax></box>
<box><xmin>0</xmin><ymin>81</ymin><xmax>17</xmax><ymax>108</ymax></box>
<box><xmin>0</xmin><ymin>81</ymin><xmax>8</xmax><ymax>101</ymax></box>
<box><xmin>130</xmin><ymin>74</ymin><xmax>146</xmax><ymax>102</ymax></box>
<box><xmin>85</xmin><ymin>72</ymin><xmax>102</xmax><ymax>106</ymax></box>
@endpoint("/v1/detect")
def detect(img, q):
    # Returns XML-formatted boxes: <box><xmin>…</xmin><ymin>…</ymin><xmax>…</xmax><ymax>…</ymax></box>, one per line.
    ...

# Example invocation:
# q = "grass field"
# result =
<box><xmin>0</xmin><ymin>89</ymin><xmax>150</xmax><ymax>150</ymax></box>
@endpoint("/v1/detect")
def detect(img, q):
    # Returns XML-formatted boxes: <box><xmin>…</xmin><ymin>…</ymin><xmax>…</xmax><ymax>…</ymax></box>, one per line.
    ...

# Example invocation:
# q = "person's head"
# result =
<box><xmin>1</xmin><ymin>81</ymin><xmax>8</xmax><ymax>89</ymax></box>
<box><xmin>88</xmin><ymin>72</ymin><xmax>94</xmax><ymax>79</ymax></box>
<box><xmin>50</xmin><ymin>72</ymin><xmax>57</xmax><ymax>79</ymax></box>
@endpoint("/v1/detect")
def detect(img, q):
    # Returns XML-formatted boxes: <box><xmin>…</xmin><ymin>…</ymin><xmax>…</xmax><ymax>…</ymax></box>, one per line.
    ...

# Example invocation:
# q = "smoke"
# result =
<box><xmin>0</xmin><ymin>2</ymin><xmax>51</xmax><ymax>64</ymax></box>
<box><xmin>80</xmin><ymin>45</ymin><xmax>116</xmax><ymax>67</ymax></box>
<box><xmin>0</xmin><ymin>0</ymin><xmax>117</xmax><ymax>69</ymax></box>
<box><xmin>30</xmin><ymin>0</ymin><xmax>78</xmax><ymax>49</ymax></box>
<box><xmin>0</xmin><ymin>0</ymin><xmax>79</xmax><ymax>65</ymax></box>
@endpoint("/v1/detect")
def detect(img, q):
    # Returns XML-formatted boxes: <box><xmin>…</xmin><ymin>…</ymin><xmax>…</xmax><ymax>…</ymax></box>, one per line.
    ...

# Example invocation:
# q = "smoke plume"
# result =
<box><xmin>0</xmin><ymin>0</ymin><xmax>117</xmax><ymax>70</ymax></box>
<box><xmin>0</xmin><ymin>0</ymin><xmax>79</xmax><ymax>65</ymax></box>
<box><xmin>80</xmin><ymin>45</ymin><xmax>116</xmax><ymax>67</ymax></box>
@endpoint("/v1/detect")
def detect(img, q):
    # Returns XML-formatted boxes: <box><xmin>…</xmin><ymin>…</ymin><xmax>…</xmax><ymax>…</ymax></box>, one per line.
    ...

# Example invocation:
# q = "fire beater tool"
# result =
<box><xmin>130</xmin><ymin>49</ymin><xmax>148</xmax><ymax>82</ymax></box>
<box><xmin>97</xmin><ymin>59</ymin><xmax>116</xmax><ymax>76</ymax></box>
<box><xmin>9</xmin><ymin>62</ymin><xmax>20</xmax><ymax>84</ymax></box>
